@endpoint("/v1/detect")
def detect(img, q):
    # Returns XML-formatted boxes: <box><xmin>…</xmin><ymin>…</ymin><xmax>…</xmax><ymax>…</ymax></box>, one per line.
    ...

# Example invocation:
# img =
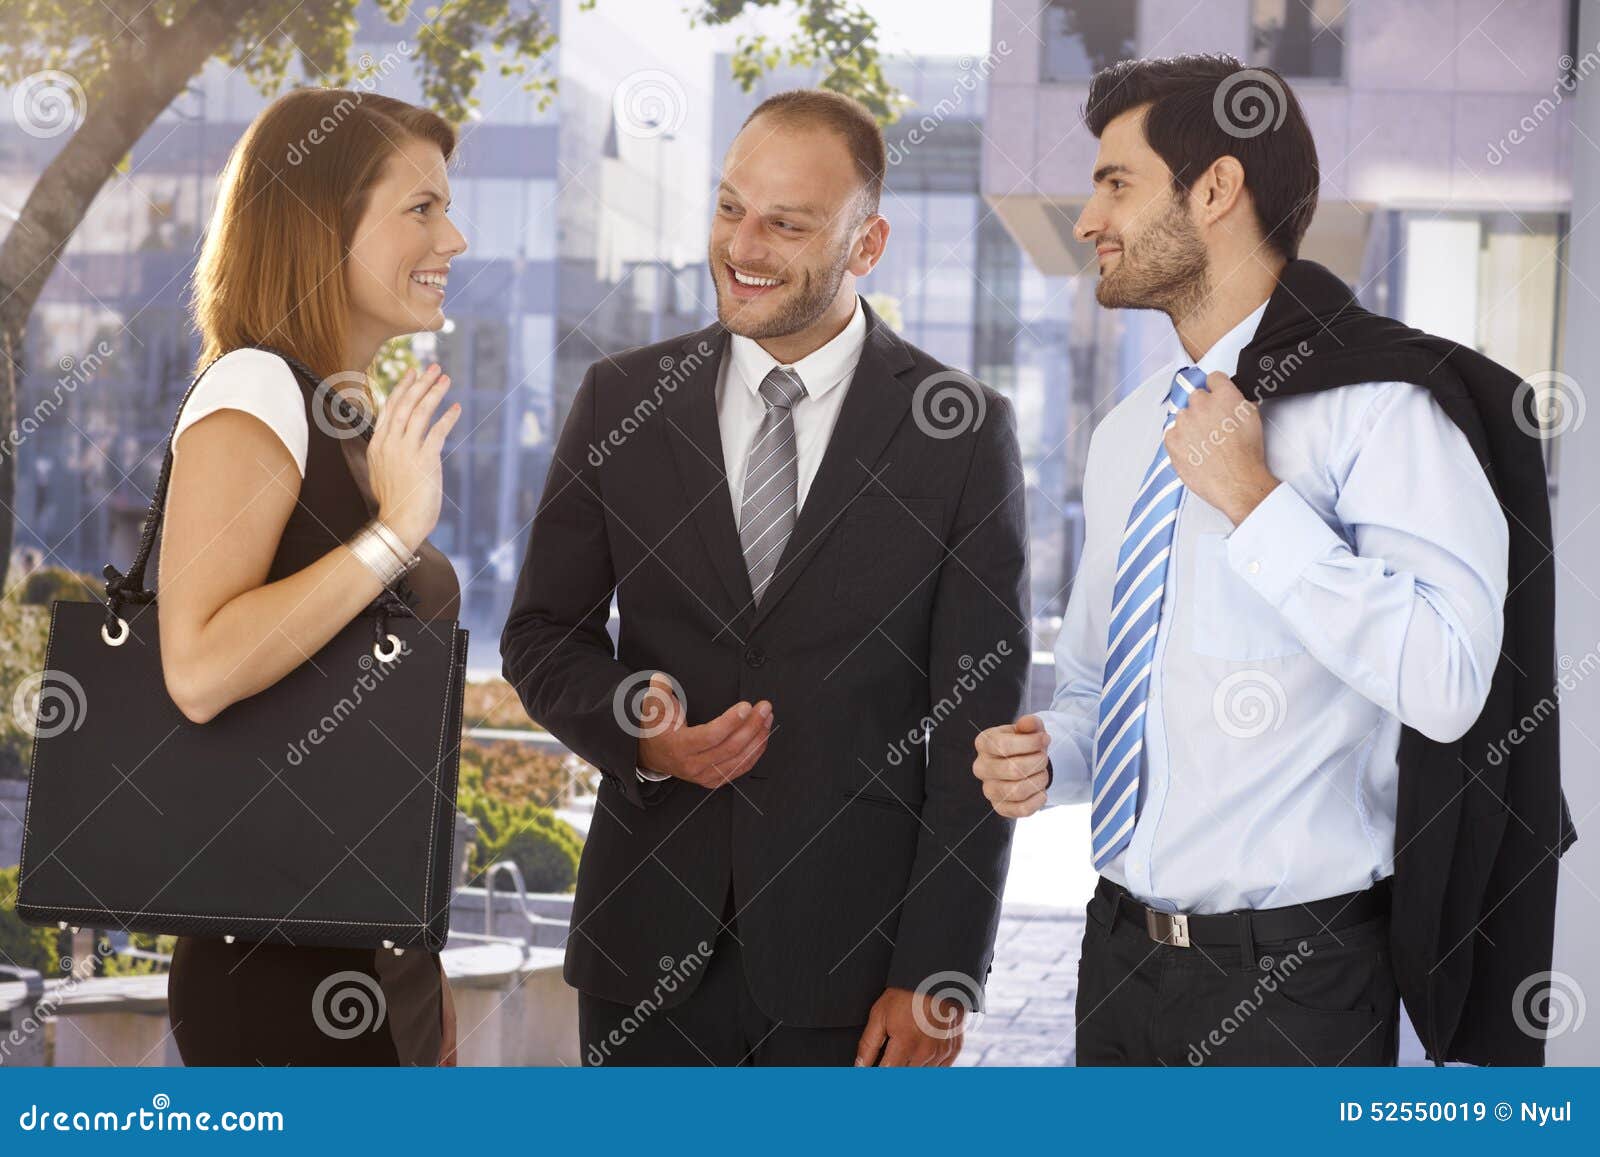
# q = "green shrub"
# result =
<box><xmin>457</xmin><ymin>759</ymin><xmax>582</xmax><ymax>893</ymax></box>
<box><xmin>16</xmin><ymin>566</ymin><xmax>99</xmax><ymax>607</ymax></box>
<box><xmin>100</xmin><ymin>932</ymin><xmax>176</xmax><ymax>976</ymax></box>
<box><xmin>0</xmin><ymin>600</ymin><xmax>50</xmax><ymax>781</ymax></box>
<box><xmin>0</xmin><ymin>864</ymin><xmax>62</xmax><ymax>977</ymax></box>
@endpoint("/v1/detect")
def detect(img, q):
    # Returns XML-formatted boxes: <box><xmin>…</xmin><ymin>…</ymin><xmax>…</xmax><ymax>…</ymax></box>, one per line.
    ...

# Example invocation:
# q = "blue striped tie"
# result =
<box><xmin>1090</xmin><ymin>366</ymin><xmax>1207</xmax><ymax>872</ymax></box>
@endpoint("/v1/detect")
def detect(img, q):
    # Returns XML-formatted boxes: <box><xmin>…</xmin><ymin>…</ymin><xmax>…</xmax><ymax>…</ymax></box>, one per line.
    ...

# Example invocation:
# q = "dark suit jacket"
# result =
<box><xmin>1237</xmin><ymin>260</ymin><xmax>1576</xmax><ymax>1064</ymax></box>
<box><xmin>500</xmin><ymin>299</ymin><xmax>1030</xmax><ymax>1026</ymax></box>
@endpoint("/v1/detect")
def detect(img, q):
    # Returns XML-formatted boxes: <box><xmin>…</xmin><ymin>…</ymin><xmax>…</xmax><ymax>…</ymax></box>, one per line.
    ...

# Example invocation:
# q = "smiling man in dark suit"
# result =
<box><xmin>500</xmin><ymin>88</ymin><xmax>1030</xmax><ymax>1066</ymax></box>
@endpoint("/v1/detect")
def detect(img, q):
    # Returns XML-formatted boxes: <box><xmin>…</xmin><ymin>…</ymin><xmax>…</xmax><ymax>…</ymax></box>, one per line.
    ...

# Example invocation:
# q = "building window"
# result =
<box><xmin>1250</xmin><ymin>0</ymin><xmax>1347</xmax><ymax>80</ymax></box>
<box><xmin>1040</xmin><ymin>1</ymin><xmax>1138</xmax><ymax>83</ymax></box>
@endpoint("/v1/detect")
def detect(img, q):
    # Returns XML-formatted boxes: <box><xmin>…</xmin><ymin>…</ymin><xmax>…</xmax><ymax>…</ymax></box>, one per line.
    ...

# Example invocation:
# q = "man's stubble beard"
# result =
<box><xmin>708</xmin><ymin>242</ymin><xmax>851</xmax><ymax>340</ymax></box>
<box><xmin>1095</xmin><ymin>195</ymin><xmax>1212</xmax><ymax>322</ymax></box>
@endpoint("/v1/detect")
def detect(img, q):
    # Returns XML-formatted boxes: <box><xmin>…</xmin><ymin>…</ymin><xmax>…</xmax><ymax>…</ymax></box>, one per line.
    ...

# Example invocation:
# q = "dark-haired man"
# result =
<box><xmin>504</xmin><ymin>89</ymin><xmax>1029</xmax><ymax>1065</ymax></box>
<box><xmin>974</xmin><ymin>54</ymin><xmax>1569</xmax><ymax>1066</ymax></box>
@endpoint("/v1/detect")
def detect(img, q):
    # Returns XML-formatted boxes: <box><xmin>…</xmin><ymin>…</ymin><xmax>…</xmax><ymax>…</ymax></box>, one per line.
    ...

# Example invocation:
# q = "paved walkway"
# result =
<box><xmin>961</xmin><ymin>905</ymin><xmax>1084</xmax><ymax>1067</ymax></box>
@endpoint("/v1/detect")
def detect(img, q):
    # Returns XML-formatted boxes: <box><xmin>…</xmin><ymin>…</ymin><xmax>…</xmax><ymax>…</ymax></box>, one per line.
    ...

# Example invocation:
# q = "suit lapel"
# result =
<box><xmin>659</xmin><ymin>323</ymin><xmax>757</xmax><ymax>630</ymax></box>
<box><xmin>749</xmin><ymin>301</ymin><xmax>916</xmax><ymax>629</ymax></box>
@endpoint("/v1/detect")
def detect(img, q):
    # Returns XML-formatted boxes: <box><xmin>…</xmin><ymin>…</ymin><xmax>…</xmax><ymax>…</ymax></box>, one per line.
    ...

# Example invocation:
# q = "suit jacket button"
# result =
<box><xmin>744</xmin><ymin>646</ymin><xmax>765</xmax><ymax>668</ymax></box>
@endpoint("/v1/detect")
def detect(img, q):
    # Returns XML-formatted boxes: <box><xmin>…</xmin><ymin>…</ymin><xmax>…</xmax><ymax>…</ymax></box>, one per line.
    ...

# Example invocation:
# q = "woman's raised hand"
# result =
<box><xmin>368</xmin><ymin>363</ymin><xmax>461</xmax><ymax>551</ymax></box>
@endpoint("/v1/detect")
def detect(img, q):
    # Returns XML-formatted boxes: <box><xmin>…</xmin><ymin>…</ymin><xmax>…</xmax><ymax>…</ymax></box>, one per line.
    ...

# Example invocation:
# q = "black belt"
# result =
<box><xmin>1098</xmin><ymin>875</ymin><xmax>1391</xmax><ymax>950</ymax></box>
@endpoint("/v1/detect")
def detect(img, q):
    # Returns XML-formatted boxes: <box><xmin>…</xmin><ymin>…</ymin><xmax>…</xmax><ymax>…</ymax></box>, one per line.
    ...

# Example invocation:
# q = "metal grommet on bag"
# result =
<box><xmin>374</xmin><ymin>633</ymin><xmax>402</xmax><ymax>663</ymax></box>
<box><xmin>101</xmin><ymin>617</ymin><xmax>129</xmax><ymax>646</ymax></box>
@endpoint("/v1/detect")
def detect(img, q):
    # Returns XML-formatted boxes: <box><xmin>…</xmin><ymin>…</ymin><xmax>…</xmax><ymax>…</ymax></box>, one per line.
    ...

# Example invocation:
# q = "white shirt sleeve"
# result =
<box><xmin>171</xmin><ymin>348</ymin><xmax>309</xmax><ymax>477</ymax></box>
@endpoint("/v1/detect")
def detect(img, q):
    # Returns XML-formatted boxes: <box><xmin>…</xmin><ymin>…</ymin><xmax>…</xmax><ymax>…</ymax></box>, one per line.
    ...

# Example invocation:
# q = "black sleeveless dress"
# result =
<box><xmin>166</xmin><ymin>354</ymin><xmax>461</xmax><ymax>1066</ymax></box>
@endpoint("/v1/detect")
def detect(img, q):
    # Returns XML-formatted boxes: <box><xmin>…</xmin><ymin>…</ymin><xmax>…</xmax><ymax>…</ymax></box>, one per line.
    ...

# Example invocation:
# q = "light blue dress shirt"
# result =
<box><xmin>1038</xmin><ymin>299</ymin><xmax>1509</xmax><ymax>914</ymax></box>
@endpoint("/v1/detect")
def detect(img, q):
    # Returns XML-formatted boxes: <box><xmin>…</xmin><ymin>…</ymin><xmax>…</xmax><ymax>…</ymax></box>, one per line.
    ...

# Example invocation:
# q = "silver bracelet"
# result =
<box><xmin>368</xmin><ymin>518</ymin><xmax>421</xmax><ymax>571</ymax></box>
<box><xmin>348</xmin><ymin>523</ymin><xmax>413</xmax><ymax>587</ymax></box>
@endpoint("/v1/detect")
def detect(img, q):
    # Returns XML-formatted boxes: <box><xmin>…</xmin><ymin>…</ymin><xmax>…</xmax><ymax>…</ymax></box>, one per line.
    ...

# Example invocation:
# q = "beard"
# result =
<box><xmin>1094</xmin><ymin>194</ymin><xmax>1211</xmax><ymax>320</ymax></box>
<box><xmin>708</xmin><ymin>244</ymin><xmax>850</xmax><ymax>340</ymax></box>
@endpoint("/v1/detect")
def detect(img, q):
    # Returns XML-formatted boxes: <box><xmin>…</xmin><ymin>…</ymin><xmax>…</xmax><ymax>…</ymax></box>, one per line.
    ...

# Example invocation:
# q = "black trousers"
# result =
<box><xmin>577</xmin><ymin>885</ymin><xmax>865</xmax><ymax>1066</ymax></box>
<box><xmin>1075</xmin><ymin>877</ymin><xmax>1400</xmax><ymax>1066</ymax></box>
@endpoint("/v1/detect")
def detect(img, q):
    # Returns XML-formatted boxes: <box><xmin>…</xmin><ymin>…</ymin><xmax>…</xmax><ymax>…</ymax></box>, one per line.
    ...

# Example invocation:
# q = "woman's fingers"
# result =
<box><xmin>424</xmin><ymin>401</ymin><xmax>463</xmax><ymax>452</ymax></box>
<box><xmin>403</xmin><ymin>372</ymin><xmax>451</xmax><ymax>441</ymax></box>
<box><xmin>386</xmin><ymin>363</ymin><xmax>442</xmax><ymax>440</ymax></box>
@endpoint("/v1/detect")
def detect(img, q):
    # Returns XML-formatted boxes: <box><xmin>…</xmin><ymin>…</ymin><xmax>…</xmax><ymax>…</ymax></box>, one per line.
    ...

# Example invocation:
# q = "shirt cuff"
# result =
<box><xmin>637</xmin><ymin>766</ymin><xmax>672</xmax><ymax>783</ymax></box>
<box><xmin>1224</xmin><ymin>481</ymin><xmax>1346</xmax><ymax>609</ymax></box>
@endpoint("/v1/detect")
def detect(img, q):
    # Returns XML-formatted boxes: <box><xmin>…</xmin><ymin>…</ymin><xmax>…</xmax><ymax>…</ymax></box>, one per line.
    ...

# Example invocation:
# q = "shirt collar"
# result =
<box><xmin>1191</xmin><ymin>297</ymin><xmax>1270</xmax><ymax>378</ymax></box>
<box><xmin>729</xmin><ymin>294</ymin><xmax>867</xmax><ymax>403</ymax></box>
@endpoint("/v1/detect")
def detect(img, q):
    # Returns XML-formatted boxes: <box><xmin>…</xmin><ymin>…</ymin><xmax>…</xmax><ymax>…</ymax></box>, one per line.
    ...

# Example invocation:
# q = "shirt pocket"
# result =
<box><xmin>1188</xmin><ymin>532</ymin><xmax>1305</xmax><ymax>660</ymax></box>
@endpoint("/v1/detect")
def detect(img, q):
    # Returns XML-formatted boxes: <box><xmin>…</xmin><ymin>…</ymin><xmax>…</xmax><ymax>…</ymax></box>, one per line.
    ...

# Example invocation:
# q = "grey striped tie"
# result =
<box><xmin>739</xmin><ymin>366</ymin><xmax>807</xmax><ymax>604</ymax></box>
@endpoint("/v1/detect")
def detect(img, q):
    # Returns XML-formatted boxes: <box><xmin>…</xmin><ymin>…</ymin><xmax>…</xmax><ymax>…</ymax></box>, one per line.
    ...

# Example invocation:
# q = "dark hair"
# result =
<box><xmin>740</xmin><ymin>88</ymin><xmax>886</xmax><ymax>219</ymax></box>
<box><xmin>1083</xmin><ymin>54</ymin><xmax>1318</xmax><ymax>260</ymax></box>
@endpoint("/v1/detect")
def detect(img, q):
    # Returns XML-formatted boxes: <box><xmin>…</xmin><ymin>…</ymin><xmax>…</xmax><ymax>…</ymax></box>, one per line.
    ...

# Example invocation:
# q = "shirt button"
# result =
<box><xmin>744</xmin><ymin>646</ymin><xmax>765</xmax><ymax>668</ymax></box>
<box><xmin>1247</xmin><ymin>560</ymin><xmax>1261</xmax><ymax>574</ymax></box>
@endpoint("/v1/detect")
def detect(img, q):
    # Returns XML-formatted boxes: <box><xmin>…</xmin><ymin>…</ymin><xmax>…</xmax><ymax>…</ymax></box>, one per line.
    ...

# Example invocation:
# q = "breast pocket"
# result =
<box><xmin>833</xmin><ymin>496</ymin><xmax>946</xmax><ymax>615</ymax></box>
<box><xmin>1189</xmin><ymin>532</ymin><xmax>1305</xmax><ymax>660</ymax></box>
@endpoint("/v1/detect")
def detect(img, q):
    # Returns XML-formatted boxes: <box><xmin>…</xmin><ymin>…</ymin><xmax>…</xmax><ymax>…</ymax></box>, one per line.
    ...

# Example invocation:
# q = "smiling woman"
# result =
<box><xmin>157</xmin><ymin>89</ymin><xmax>468</xmax><ymax>1068</ymax></box>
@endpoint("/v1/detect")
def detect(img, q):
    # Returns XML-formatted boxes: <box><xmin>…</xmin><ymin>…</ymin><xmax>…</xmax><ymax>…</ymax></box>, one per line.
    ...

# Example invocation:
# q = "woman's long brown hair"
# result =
<box><xmin>191</xmin><ymin>88</ymin><xmax>456</xmax><ymax>382</ymax></box>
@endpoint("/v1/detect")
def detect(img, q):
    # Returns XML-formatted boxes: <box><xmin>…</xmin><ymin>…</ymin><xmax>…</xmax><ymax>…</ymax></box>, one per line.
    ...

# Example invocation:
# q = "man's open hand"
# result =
<box><xmin>636</xmin><ymin>673</ymin><xmax>772</xmax><ymax>787</ymax></box>
<box><xmin>854</xmin><ymin>986</ymin><xmax>966</xmax><ymax>1066</ymax></box>
<box><xmin>973</xmin><ymin>713</ymin><xmax>1051</xmax><ymax>818</ymax></box>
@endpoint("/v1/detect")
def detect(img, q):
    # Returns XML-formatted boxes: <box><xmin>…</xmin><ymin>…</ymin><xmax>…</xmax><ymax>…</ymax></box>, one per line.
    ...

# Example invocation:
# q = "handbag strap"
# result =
<box><xmin>102</xmin><ymin>347</ymin><xmax>418</xmax><ymax>644</ymax></box>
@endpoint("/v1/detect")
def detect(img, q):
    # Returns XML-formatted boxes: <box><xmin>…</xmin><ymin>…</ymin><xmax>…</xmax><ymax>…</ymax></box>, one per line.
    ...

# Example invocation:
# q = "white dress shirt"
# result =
<box><xmin>1037</xmin><ymin>298</ymin><xmax>1510</xmax><ymax>913</ymax></box>
<box><xmin>637</xmin><ymin>294</ymin><xmax>868</xmax><ymax>783</ymax></box>
<box><xmin>717</xmin><ymin>293</ymin><xmax>867</xmax><ymax>516</ymax></box>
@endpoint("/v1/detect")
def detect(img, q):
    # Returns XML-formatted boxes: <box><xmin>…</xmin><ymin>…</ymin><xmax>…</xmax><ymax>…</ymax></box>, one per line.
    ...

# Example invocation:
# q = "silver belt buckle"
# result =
<box><xmin>1145</xmin><ymin>908</ymin><xmax>1191</xmax><ymax>948</ymax></box>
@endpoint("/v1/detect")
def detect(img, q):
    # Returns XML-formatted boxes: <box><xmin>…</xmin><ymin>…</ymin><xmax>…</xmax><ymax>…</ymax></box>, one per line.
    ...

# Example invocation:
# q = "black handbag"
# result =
<box><xmin>14</xmin><ymin>351</ymin><xmax>468</xmax><ymax>952</ymax></box>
